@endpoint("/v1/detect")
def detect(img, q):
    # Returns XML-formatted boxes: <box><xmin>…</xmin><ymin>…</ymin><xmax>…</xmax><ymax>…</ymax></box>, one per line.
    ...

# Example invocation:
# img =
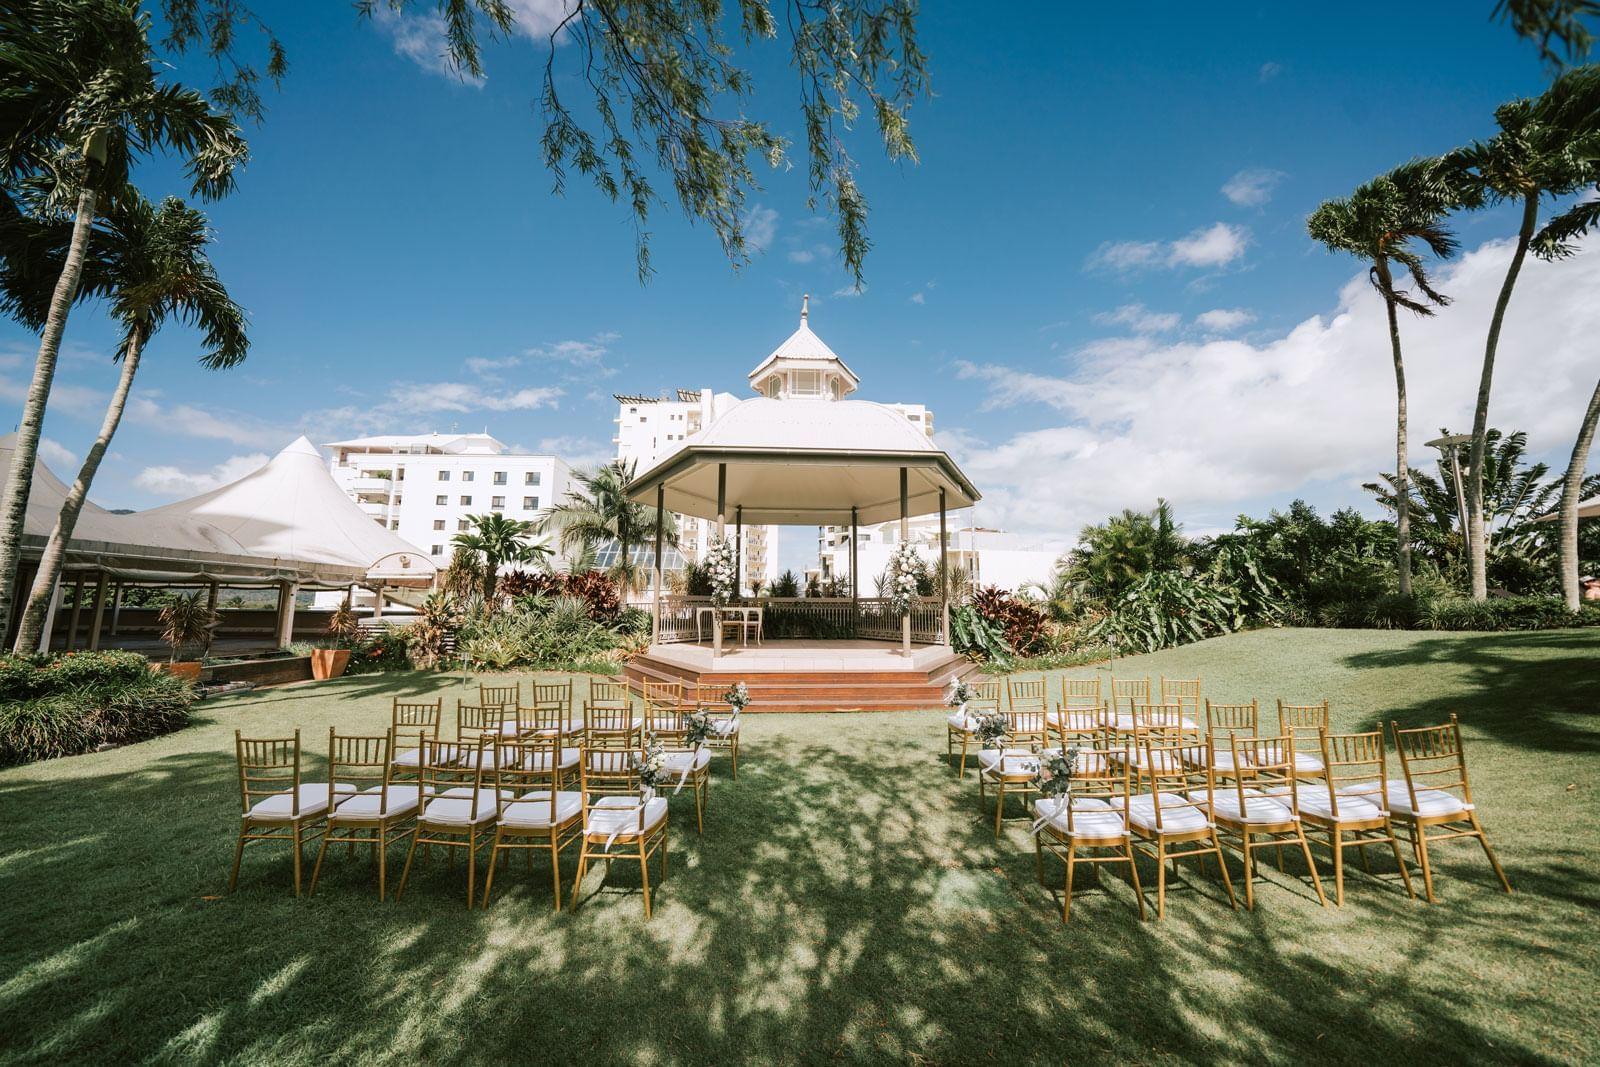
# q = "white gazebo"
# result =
<box><xmin>624</xmin><ymin>300</ymin><xmax>981</xmax><ymax>709</ymax></box>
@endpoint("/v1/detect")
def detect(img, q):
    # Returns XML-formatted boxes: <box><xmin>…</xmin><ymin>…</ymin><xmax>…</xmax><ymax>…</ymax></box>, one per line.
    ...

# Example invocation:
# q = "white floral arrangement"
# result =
<box><xmin>1031</xmin><ymin>745</ymin><xmax>1080</xmax><ymax>832</ymax></box>
<box><xmin>885</xmin><ymin>541</ymin><xmax>926</xmax><ymax>617</ymax></box>
<box><xmin>723</xmin><ymin>680</ymin><xmax>750</xmax><ymax>712</ymax></box>
<box><xmin>945</xmin><ymin>678</ymin><xmax>974</xmax><ymax>709</ymax></box>
<box><xmin>705</xmin><ymin>535</ymin><xmax>738</xmax><ymax>607</ymax></box>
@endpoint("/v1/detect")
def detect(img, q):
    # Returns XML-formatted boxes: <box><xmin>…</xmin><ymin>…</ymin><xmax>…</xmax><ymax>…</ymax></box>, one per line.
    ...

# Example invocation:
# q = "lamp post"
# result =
<box><xmin>1426</xmin><ymin>433</ymin><xmax>1473</xmax><ymax>574</ymax></box>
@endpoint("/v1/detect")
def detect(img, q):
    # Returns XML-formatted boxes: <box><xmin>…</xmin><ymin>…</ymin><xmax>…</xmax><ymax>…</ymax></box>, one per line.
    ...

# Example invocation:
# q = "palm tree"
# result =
<box><xmin>5</xmin><ymin>193</ymin><xmax>246</xmax><ymax>651</ymax></box>
<box><xmin>0</xmin><ymin>0</ymin><xmax>247</xmax><ymax>637</ymax></box>
<box><xmin>1063</xmin><ymin>500</ymin><xmax>1188</xmax><ymax>602</ymax></box>
<box><xmin>1556</xmin><ymin>381</ymin><xmax>1600</xmax><ymax>608</ymax></box>
<box><xmin>537</xmin><ymin>460</ymin><xmax>677</xmax><ymax>586</ymax></box>
<box><xmin>452</xmin><ymin>513</ymin><xmax>548</xmax><ymax>605</ymax></box>
<box><xmin>1447</xmin><ymin>65</ymin><xmax>1600</xmax><ymax>599</ymax></box>
<box><xmin>1307</xmin><ymin>158</ymin><xmax>1465</xmax><ymax>598</ymax></box>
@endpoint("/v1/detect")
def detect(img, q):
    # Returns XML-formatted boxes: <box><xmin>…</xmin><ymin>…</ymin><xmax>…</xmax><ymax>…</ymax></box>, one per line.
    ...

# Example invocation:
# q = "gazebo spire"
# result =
<box><xmin>801</xmin><ymin>293</ymin><xmax>809</xmax><ymax>324</ymax></box>
<box><xmin>747</xmin><ymin>297</ymin><xmax>859</xmax><ymax>400</ymax></box>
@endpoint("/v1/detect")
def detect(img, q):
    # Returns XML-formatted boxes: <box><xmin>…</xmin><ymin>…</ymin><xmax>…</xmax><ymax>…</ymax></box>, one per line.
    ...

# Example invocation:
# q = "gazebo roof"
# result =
<box><xmin>627</xmin><ymin>398</ymin><xmax>979</xmax><ymax>525</ymax></box>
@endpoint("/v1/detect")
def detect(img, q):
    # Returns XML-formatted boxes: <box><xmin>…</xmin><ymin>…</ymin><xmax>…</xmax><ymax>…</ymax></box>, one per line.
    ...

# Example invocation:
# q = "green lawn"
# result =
<box><xmin>2</xmin><ymin>628</ymin><xmax>1597</xmax><ymax>1064</ymax></box>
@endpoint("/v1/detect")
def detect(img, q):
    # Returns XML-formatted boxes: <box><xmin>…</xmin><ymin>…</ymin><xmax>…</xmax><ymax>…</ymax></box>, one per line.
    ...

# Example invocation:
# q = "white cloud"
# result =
<box><xmin>398</xmin><ymin>382</ymin><xmax>562</xmax><ymax>413</ymax></box>
<box><xmin>1221</xmin><ymin>168</ymin><xmax>1285</xmax><ymax>207</ymax></box>
<box><xmin>38</xmin><ymin>438</ymin><xmax>77</xmax><ymax>470</ymax></box>
<box><xmin>909</xmin><ymin>291</ymin><xmax>926</xmax><ymax>305</ymax></box>
<box><xmin>375</xmin><ymin>1</ymin><xmax>576</xmax><ymax>82</ymax></box>
<box><xmin>536</xmin><ymin>435</ymin><xmax>613</xmax><ymax>469</ymax></box>
<box><xmin>465</xmin><ymin>334</ymin><xmax>617</xmax><ymax>378</ymax></box>
<box><xmin>955</xmin><ymin>236</ymin><xmax>1600</xmax><ymax>542</ymax></box>
<box><xmin>832</xmin><ymin>285</ymin><xmax>866</xmax><ymax>298</ymax></box>
<box><xmin>1168</xmin><ymin>222</ymin><xmax>1249</xmax><ymax>268</ymax></box>
<box><xmin>1095</xmin><ymin>303</ymin><xmax>1181</xmax><ymax>334</ymax></box>
<box><xmin>1088</xmin><ymin>223</ymin><xmax>1249</xmax><ymax>273</ymax></box>
<box><xmin>134</xmin><ymin>453</ymin><xmax>270</xmax><ymax>497</ymax></box>
<box><xmin>127</xmin><ymin>396</ymin><xmax>288</xmax><ymax>448</ymax></box>
<box><xmin>1194</xmin><ymin>308</ymin><xmax>1257</xmax><ymax>333</ymax></box>
<box><xmin>1259</xmin><ymin>61</ymin><xmax>1282</xmax><ymax>82</ymax></box>
<box><xmin>742</xmin><ymin>205</ymin><xmax>779</xmax><ymax>253</ymax></box>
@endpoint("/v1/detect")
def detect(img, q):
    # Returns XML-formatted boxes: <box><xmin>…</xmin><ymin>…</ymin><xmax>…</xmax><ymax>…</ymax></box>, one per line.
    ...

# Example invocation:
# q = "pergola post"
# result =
<box><xmin>109</xmin><ymin>580</ymin><xmax>123</xmax><ymax>635</ymax></box>
<box><xmin>66</xmin><ymin>572</ymin><xmax>86</xmax><ymax>651</ymax></box>
<box><xmin>900</xmin><ymin>467</ymin><xmax>910</xmax><ymax>657</ymax></box>
<box><xmin>372</xmin><ymin>583</ymin><xmax>385</xmax><ymax>621</ymax></box>
<box><xmin>652</xmin><ymin>484</ymin><xmax>664</xmax><ymax>646</ymax></box>
<box><xmin>939</xmin><ymin>488</ymin><xmax>949</xmax><ymax>647</ymax></box>
<box><xmin>734</xmin><ymin>504</ymin><xmax>743</xmax><ymax>598</ymax></box>
<box><xmin>89</xmin><ymin>571</ymin><xmax>109</xmax><ymax>651</ymax></box>
<box><xmin>714</xmin><ymin>463</ymin><xmax>726</xmax><ymax>657</ymax></box>
<box><xmin>849</xmin><ymin>506</ymin><xmax>859</xmax><ymax>634</ymax></box>
<box><xmin>275</xmin><ymin>581</ymin><xmax>297</xmax><ymax>648</ymax></box>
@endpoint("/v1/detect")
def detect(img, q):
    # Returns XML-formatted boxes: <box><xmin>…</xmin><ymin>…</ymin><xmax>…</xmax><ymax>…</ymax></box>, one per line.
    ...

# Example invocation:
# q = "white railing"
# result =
<box><xmin>654</xmin><ymin>595</ymin><xmax>945</xmax><ymax>645</ymax></box>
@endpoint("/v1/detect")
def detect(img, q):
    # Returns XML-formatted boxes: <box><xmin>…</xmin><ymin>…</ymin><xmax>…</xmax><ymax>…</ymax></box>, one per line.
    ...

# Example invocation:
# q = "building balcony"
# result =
<box><xmin>349</xmin><ymin>475</ymin><xmax>393</xmax><ymax>493</ymax></box>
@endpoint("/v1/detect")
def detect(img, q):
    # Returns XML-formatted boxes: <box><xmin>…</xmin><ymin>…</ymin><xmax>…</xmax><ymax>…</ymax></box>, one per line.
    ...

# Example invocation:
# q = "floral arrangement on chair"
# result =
<box><xmin>945</xmin><ymin>678</ymin><xmax>974</xmax><ymax>710</ymax></box>
<box><xmin>1031</xmin><ymin>745</ymin><xmax>1079</xmax><ymax>831</ymax></box>
<box><xmin>885</xmin><ymin>541</ymin><xmax>925</xmax><ymax>618</ymax></box>
<box><xmin>972</xmin><ymin>709</ymin><xmax>1010</xmax><ymax>751</ymax></box>
<box><xmin>705</xmin><ymin>535</ymin><xmax>738</xmax><ymax>607</ymax></box>
<box><xmin>684</xmin><ymin>709</ymin><xmax>715</xmax><ymax>748</ymax></box>
<box><xmin>724</xmin><ymin>681</ymin><xmax>750</xmax><ymax>713</ymax></box>
<box><xmin>631</xmin><ymin>736</ymin><xmax>668</xmax><ymax>799</ymax></box>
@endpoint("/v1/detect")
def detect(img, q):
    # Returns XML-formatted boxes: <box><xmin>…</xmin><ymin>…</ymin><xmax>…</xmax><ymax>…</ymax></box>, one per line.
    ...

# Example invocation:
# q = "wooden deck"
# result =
<box><xmin>626</xmin><ymin>639</ymin><xmax>977</xmax><ymax>712</ymax></box>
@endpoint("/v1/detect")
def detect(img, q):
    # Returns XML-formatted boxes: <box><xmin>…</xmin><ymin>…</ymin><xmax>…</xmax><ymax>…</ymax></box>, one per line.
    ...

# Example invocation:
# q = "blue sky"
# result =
<box><xmin>4</xmin><ymin>2</ymin><xmax>1597</xmax><ymax>577</ymax></box>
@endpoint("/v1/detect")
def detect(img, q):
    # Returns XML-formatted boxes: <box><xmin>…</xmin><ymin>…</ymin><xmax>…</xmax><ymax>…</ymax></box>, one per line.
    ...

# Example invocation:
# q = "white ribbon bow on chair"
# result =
<box><xmin>601</xmin><ymin>785</ymin><xmax>654</xmax><ymax>852</ymax></box>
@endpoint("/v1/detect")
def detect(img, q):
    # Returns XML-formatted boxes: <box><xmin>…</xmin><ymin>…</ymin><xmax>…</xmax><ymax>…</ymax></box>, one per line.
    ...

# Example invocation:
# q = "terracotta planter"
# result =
<box><xmin>160</xmin><ymin>661</ymin><xmax>202</xmax><ymax>682</ymax></box>
<box><xmin>310</xmin><ymin>648</ymin><xmax>351</xmax><ymax>680</ymax></box>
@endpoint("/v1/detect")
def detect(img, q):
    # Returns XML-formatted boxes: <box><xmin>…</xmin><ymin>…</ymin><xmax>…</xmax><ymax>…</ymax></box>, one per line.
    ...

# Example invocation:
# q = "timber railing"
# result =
<box><xmin>655</xmin><ymin>595</ymin><xmax>945</xmax><ymax>645</ymax></box>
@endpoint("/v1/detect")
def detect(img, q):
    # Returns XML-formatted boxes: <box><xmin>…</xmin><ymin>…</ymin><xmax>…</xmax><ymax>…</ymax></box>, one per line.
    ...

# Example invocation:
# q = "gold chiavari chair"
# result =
<box><xmin>482</xmin><ymin>735</ymin><xmax>585</xmax><ymax>910</ymax></box>
<box><xmin>1204</xmin><ymin>735</ymin><xmax>1327</xmax><ymax>910</ymax></box>
<box><xmin>977</xmin><ymin>708</ymin><xmax>1050</xmax><ymax>837</ymax></box>
<box><xmin>1127</xmin><ymin>737</ymin><xmax>1236</xmax><ymax>919</ymax></box>
<box><xmin>1047</xmin><ymin>678</ymin><xmax>1105</xmax><ymax>748</ymax></box>
<box><xmin>571</xmin><ymin>743</ymin><xmax>670</xmax><ymax>918</ymax></box>
<box><xmin>479</xmin><ymin>682</ymin><xmax>522</xmax><ymax>715</ymax></box>
<box><xmin>694</xmin><ymin>682</ymin><xmax>743</xmax><ymax>780</ymax></box>
<box><xmin>1160</xmin><ymin>677</ymin><xmax>1202</xmax><ymax>723</ymax></box>
<box><xmin>651</xmin><ymin>708</ymin><xmax>712</xmax><ymax>833</ymax></box>
<box><xmin>1006</xmin><ymin>676</ymin><xmax>1048</xmax><ymax>715</ymax></box>
<box><xmin>229</xmin><ymin>729</ymin><xmax>351</xmax><ymax>896</ymax></box>
<box><xmin>456</xmin><ymin>700</ymin><xmax>522</xmax><ymax>767</ymax></box>
<box><xmin>1131</xmin><ymin>702</ymin><xmax>1198</xmax><ymax>737</ymax></box>
<box><xmin>1109</xmin><ymin>677</ymin><xmax>1152</xmax><ymax>727</ymax></box>
<box><xmin>947</xmin><ymin>678</ymin><xmax>1000</xmax><ymax>779</ymax></box>
<box><xmin>641</xmin><ymin>679</ymin><xmax>686</xmax><ymax>734</ymax></box>
<box><xmin>389</xmin><ymin>697</ymin><xmax>443</xmax><ymax>779</ymax></box>
<box><xmin>310</xmin><ymin>729</ymin><xmax>424</xmax><ymax>900</ymax></box>
<box><xmin>397</xmin><ymin>737</ymin><xmax>507</xmax><ymax>907</ymax></box>
<box><xmin>588</xmin><ymin>677</ymin><xmax>635</xmax><ymax>712</ymax></box>
<box><xmin>1291</xmin><ymin>730</ymin><xmax>1414</xmax><ymax>906</ymax></box>
<box><xmin>1203</xmin><ymin>699</ymin><xmax>1259</xmax><ymax>779</ymax></box>
<box><xmin>1389</xmin><ymin>715</ymin><xmax>1511</xmax><ymax>903</ymax></box>
<box><xmin>1032</xmin><ymin>742</ymin><xmax>1144</xmax><ymax>922</ymax></box>
<box><xmin>1118</xmin><ymin>723</ymin><xmax>1189</xmax><ymax>789</ymax></box>
<box><xmin>528</xmin><ymin>680</ymin><xmax>581</xmax><ymax>739</ymax></box>
<box><xmin>1276</xmin><ymin>699</ymin><xmax>1331</xmax><ymax>778</ymax></box>
<box><xmin>585</xmin><ymin>701</ymin><xmax>645</xmax><ymax>750</ymax></box>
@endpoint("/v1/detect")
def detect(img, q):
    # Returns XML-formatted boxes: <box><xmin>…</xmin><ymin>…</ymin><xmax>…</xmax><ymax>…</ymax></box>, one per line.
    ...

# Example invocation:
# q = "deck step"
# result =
<box><xmin>626</xmin><ymin>649</ymin><xmax>978</xmax><ymax>713</ymax></box>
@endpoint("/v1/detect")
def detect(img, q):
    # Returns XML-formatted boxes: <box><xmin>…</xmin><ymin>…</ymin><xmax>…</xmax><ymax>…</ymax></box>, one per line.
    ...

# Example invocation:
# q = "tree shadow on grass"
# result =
<box><xmin>1341</xmin><ymin>631</ymin><xmax>1600</xmax><ymax>753</ymax></box>
<box><xmin>0</xmin><ymin>709</ymin><xmax>1592</xmax><ymax>1063</ymax></box>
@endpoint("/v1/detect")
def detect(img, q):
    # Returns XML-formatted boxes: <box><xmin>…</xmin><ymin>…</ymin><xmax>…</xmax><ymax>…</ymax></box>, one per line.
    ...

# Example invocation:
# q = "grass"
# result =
<box><xmin>1</xmin><ymin>627</ymin><xmax>1597</xmax><ymax>1063</ymax></box>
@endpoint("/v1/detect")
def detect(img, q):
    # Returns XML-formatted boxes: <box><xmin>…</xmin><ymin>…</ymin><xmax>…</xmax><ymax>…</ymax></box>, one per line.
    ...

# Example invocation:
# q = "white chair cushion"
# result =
<box><xmin>1033</xmin><ymin>797</ymin><xmax>1127</xmax><ymax>839</ymax></box>
<box><xmin>1120</xmin><ymin>792</ymin><xmax>1212</xmax><ymax>834</ymax></box>
<box><xmin>1354</xmin><ymin>779</ymin><xmax>1473</xmax><ymax>818</ymax></box>
<box><xmin>530</xmin><ymin>717</ymin><xmax>585</xmax><ymax>738</ymax></box>
<box><xmin>1207</xmin><ymin>749</ymin><xmax>1246</xmax><ymax>772</ymax></box>
<box><xmin>585</xmin><ymin>795</ymin><xmax>668</xmax><ymax>838</ymax></box>
<box><xmin>245</xmin><ymin>783</ymin><xmax>354</xmax><ymax>822</ymax></box>
<box><xmin>520</xmin><ymin>747</ymin><xmax>581</xmax><ymax>772</ymax></box>
<box><xmin>977</xmin><ymin>748</ymin><xmax>1039</xmax><ymax>777</ymax></box>
<box><xmin>1195</xmin><ymin>790</ymin><xmax>1296</xmax><ymax>825</ymax></box>
<box><xmin>585</xmin><ymin>715</ymin><xmax>644</xmax><ymax>732</ymax></box>
<box><xmin>660</xmin><ymin>748</ymin><xmax>712</xmax><ymax>774</ymax></box>
<box><xmin>331</xmin><ymin>784</ymin><xmax>426</xmax><ymax>820</ymax></box>
<box><xmin>709</xmin><ymin>716</ymin><xmax>740</xmax><ymax>737</ymax></box>
<box><xmin>947</xmin><ymin>712</ymin><xmax>977</xmax><ymax>732</ymax></box>
<box><xmin>391</xmin><ymin>748</ymin><xmax>425</xmax><ymax>768</ymax></box>
<box><xmin>1114</xmin><ymin>749</ymin><xmax>1183</xmax><ymax>773</ymax></box>
<box><xmin>420</xmin><ymin>786</ymin><xmax>508</xmax><ymax>827</ymax></box>
<box><xmin>1292</xmin><ymin>787</ymin><xmax>1383</xmax><ymax>823</ymax></box>
<box><xmin>1292</xmin><ymin>752</ymin><xmax>1325</xmax><ymax>773</ymax></box>
<box><xmin>500</xmin><ymin>790</ymin><xmax>583</xmax><ymax>829</ymax></box>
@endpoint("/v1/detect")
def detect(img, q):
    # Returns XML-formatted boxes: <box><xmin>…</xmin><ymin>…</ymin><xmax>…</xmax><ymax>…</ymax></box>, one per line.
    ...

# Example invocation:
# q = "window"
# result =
<box><xmin>431</xmin><ymin>544</ymin><xmax>443</xmax><ymax>556</ymax></box>
<box><xmin>437</xmin><ymin>470</ymin><xmax>450</xmax><ymax>481</ymax></box>
<box><xmin>458</xmin><ymin>519</ymin><xmax>469</xmax><ymax>531</ymax></box>
<box><xmin>389</xmin><ymin>520</ymin><xmax>399</xmax><ymax>530</ymax></box>
<box><xmin>523</xmin><ymin>496</ymin><xmax>538</xmax><ymax>510</ymax></box>
<box><xmin>461</xmin><ymin>470</ymin><xmax>474</xmax><ymax>482</ymax></box>
<box><xmin>460</xmin><ymin>495</ymin><xmax>472</xmax><ymax>506</ymax></box>
<box><xmin>432</xmin><ymin>519</ymin><xmax>445</xmax><ymax>531</ymax></box>
<box><xmin>491</xmin><ymin>496</ymin><xmax>505</xmax><ymax>510</ymax></box>
<box><xmin>639</xmin><ymin>415</ymin><xmax>647</xmax><ymax>423</ymax></box>
<box><xmin>493</xmin><ymin>471</ymin><xmax>506</xmax><ymax>485</ymax></box>
<box><xmin>524</xmin><ymin>471</ymin><xmax>540</xmax><ymax>486</ymax></box>
<box><xmin>435</xmin><ymin>494</ymin><xmax>447</xmax><ymax>506</ymax></box>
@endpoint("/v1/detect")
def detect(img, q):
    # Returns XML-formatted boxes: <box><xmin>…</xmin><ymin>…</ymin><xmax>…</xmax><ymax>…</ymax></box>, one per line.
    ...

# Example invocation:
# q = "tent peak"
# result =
<box><xmin>280</xmin><ymin>435</ymin><xmax>321</xmax><ymax>457</ymax></box>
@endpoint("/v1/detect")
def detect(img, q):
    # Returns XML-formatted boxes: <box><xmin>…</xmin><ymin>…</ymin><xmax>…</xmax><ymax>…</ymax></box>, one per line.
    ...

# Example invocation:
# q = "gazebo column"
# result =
<box><xmin>734</xmin><ymin>505</ymin><xmax>743</xmax><ymax>598</ymax></box>
<box><xmin>939</xmin><ymin>488</ymin><xmax>949</xmax><ymax>647</ymax></box>
<box><xmin>372</xmin><ymin>583</ymin><xmax>385</xmax><ymax>621</ymax></box>
<box><xmin>66</xmin><ymin>572</ymin><xmax>86</xmax><ymax>651</ymax></box>
<box><xmin>652</xmin><ymin>484</ymin><xmax>664</xmax><ymax>645</ymax></box>
<box><xmin>275</xmin><ymin>581</ymin><xmax>297</xmax><ymax>648</ymax></box>
<box><xmin>89</xmin><ymin>571</ymin><xmax>109</xmax><ymax>651</ymax></box>
<box><xmin>849</xmin><ymin>506</ymin><xmax>859</xmax><ymax>635</ymax></box>
<box><xmin>900</xmin><ymin>467</ymin><xmax>910</xmax><ymax>657</ymax></box>
<box><xmin>109</xmin><ymin>580</ymin><xmax>123</xmax><ymax>635</ymax></box>
<box><xmin>714</xmin><ymin>463</ymin><xmax>726</xmax><ymax>656</ymax></box>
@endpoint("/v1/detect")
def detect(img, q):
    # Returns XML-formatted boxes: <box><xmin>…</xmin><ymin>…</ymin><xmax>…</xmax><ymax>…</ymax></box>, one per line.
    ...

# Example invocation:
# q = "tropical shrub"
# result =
<box><xmin>402</xmin><ymin>593</ymin><xmax>460</xmax><ymax>669</ymax></box>
<box><xmin>345</xmin><ymin>630</ymin><xmax>411</xmax><ymax>675</ymax></box>
<box><xmin>457</xmin><ymin>595</ymin><xmax>628</xmax><ymax>670</ymax></box>
<box><xmin>499</xmin><ymin>570</ymin><xmax>561</xmax><ymax>600</ymax></box>
<box><xmin>562</xmin><ymin>569</ymin><xmax>622</xmax><ymax>621</ymax></box>
<box><xmin>968</xmin><ymin>586</ymin><xmax>1049</xmax><ymax>655</ymax></box>
<box><xmin>1089</xmin><ymin>571</ymin><xmax>1239</xmax><ymax>653</ymax></box>
<box><xmin>0</xmin><ymin>652</ymin><xmax>195</xmax><ymax>767</ymax></box>
<box><xmin>950</xmin><ymin>603</ymin><xmax>1014</xmax><ymax>666</ymax></box>
<box><xmin>770</xmin><ymin>570</ymin><xmax>801</xmax><ymax>598</ymax></box>
<box><xmin>1421</xmin><ymin>595</ymin><xmax>1600</xmax><ymax>631</ymax></box>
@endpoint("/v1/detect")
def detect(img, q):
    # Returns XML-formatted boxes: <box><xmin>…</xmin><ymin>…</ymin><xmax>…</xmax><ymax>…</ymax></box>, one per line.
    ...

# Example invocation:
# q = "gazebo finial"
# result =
<box><xmin>801</xmin><ymin>293</ymin><xmax>809</xmax><ymax>324</ymax></box>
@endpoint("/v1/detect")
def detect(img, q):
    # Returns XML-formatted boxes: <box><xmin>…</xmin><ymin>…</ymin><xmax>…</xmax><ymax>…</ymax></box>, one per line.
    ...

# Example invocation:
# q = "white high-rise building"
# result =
<box><xmin>323</xmin><ymin>432</ymin><xmax>571</xmax><ymax>566</ymax></box>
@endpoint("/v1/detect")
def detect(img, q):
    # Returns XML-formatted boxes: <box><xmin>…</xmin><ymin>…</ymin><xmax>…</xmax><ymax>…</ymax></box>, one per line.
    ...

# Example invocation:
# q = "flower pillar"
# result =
<box><xmin>900</xmin><ymin>466</ymin><xmax>910</xmax><ymax>657</ymax></box>
<box><xmin>715</xmin><ymin>463</ymin><xmax>727</xmax><ymax>657</ymax></box>
<box><xmin>652</xmin><ymin>483</ymin><xmax>664</xmax><ymax>646</ymax></box>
